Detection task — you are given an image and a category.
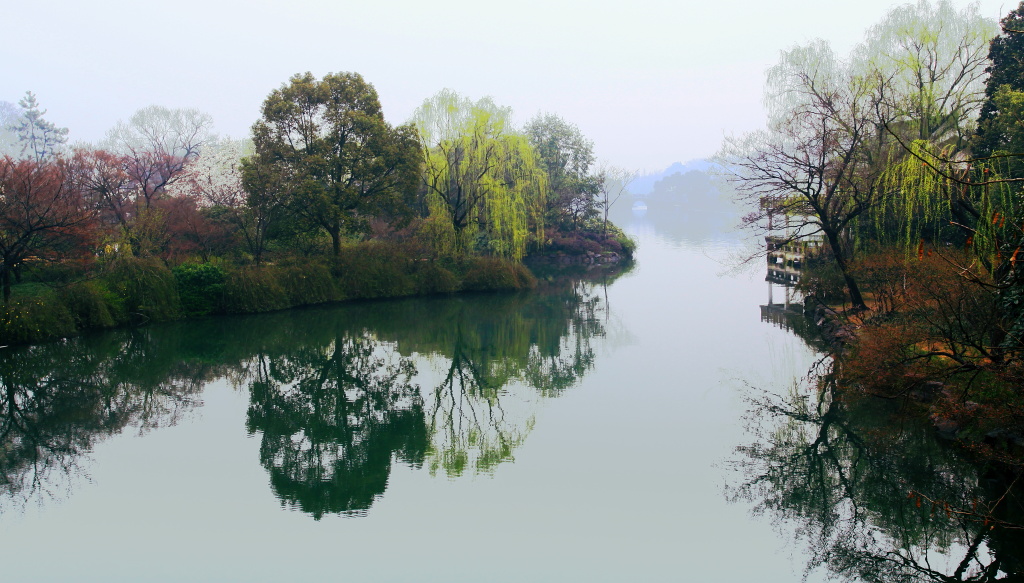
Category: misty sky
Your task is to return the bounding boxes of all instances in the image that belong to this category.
[2,0,1012,172]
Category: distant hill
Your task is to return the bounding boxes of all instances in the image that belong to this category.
[609,158,742,237]
[628,160,719,195]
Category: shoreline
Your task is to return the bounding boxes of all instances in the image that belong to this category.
[0,249,635,348]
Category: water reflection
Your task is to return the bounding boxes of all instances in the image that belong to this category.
[0,330,206,509]
[244,332,426,519]
[731,365,1024,581]
[0,264,627,519]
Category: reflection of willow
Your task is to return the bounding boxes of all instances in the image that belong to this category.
[245,331,426,519]
[0,330,205,509]
[731,365,1024,581]
[426,323,533,477]
[421,280,607,477]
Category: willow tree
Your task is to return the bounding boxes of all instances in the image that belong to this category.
[413,90,546,260]
[854,0,996,150]
[851,1,998,253]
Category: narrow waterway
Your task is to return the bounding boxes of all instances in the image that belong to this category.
[0,216,867,582]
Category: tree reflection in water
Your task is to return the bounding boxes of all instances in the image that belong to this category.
[244,332,427,519]
[0,329,206,510]
[242,276,615,511]
[0,264,628,520]
[417,279,607,477]
[730,363,1024,581]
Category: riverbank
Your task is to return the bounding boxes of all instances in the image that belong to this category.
[0,237,638,347]
[797,287,1024,469]
[0,243,544,346]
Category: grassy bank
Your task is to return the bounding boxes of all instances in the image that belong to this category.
[0,242,537,346]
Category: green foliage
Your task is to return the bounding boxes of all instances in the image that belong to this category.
[333,242,415,299]
[975,2,1024,158]
[795,259,850,305]
[103,257,181,323]
[172,262,227,317]
[977,86,1024,177]
[221,266,289,314]
[414,90,547,260]
[460,258,537,292]
[524,113,599,231]
[0,293,76,344]
[245,71,421,255]
[614,228,637,260]
[877,139,1022,268]
[412,261,459,295]
[58,281,117,329]
[275,261,337,306]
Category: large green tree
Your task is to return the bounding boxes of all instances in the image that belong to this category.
[524,113,598,232]
[244,72,421,256]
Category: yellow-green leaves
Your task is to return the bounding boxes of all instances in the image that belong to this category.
[413,90,547,261]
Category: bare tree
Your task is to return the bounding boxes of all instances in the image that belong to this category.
[104,105,213,208]
[595,164,636,238]
[722,41,892,310]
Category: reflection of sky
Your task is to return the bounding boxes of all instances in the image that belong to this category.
[0,218,829,581]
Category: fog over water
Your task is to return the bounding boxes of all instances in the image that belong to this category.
[2,0,1010,170]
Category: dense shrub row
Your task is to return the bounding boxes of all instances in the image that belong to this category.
[0,242,538,346]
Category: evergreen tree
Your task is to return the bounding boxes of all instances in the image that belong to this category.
[12,91,68,163]
[975,2,1024,160]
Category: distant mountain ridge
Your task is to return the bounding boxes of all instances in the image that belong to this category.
[628,159,718,195]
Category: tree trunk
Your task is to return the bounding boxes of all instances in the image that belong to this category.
[822,227,867,310]
[1,263,10,305]
[330,225,342,257]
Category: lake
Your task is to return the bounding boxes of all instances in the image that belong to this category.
[0,213,1017,582]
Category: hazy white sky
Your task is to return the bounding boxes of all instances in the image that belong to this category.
[2,0,1014,172]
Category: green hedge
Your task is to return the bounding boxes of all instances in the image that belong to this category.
[222,266,289,314]
[0,244,543,346]
[0,293,76,345]
[104,257,181,323]
[173,262,227,317]
[460,258,536,291]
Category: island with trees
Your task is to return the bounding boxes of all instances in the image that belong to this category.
[0,77,634,345]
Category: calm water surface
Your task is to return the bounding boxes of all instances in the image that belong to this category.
[1,216,1011,581]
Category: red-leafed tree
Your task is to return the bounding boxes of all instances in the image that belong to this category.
[158,195,234,261]
[0,156,96,302]
[70,149,133,234]
[94,106,213,256]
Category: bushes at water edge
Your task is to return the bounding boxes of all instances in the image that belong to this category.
[0,243,541,346]
[0,292,76,345]
[460,257,537,291]
[104,257,181,323]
